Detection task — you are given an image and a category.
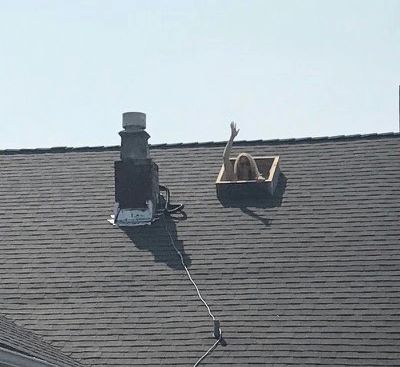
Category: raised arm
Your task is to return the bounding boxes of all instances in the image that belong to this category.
[223,122,239,180]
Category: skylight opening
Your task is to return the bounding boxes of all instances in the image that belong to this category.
[216,156,280,200]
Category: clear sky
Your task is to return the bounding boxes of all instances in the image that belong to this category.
[0,0,399,149]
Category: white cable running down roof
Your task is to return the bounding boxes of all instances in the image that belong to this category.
[193,336,222,367]
[162,216,222,366]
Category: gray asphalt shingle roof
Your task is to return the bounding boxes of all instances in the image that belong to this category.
[0,133,399,366]
[0,313,85,367]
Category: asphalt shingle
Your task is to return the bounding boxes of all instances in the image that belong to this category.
[0,133,399,366]
[0,313,85,366]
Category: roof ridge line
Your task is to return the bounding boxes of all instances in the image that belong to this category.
[0,132,398,154]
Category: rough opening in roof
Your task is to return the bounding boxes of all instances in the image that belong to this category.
[217,122,280,200]
[216,156,280,200]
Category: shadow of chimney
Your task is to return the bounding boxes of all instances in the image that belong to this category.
[121,214,191,270]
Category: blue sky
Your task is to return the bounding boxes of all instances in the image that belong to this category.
[0,0,399,149]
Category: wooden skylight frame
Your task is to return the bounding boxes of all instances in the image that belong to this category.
[216,156,280,199]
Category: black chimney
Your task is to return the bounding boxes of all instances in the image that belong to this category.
[114,112,160,226]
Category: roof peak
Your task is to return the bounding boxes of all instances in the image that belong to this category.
[0,132,398,155]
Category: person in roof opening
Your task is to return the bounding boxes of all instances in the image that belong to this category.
[223,122,265,182]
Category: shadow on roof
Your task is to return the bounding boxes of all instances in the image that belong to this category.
[121,214,191,270]
[219,173,287,210]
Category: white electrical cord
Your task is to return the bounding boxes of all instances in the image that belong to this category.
[193,335,222,367]
[162,216,222,366]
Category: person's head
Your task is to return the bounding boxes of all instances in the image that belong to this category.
[234,153,259,180]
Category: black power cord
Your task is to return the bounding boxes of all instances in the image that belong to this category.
[158,184,184,215]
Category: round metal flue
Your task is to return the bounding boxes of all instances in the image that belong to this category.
[119,112,150,161]
[122,112,146,131]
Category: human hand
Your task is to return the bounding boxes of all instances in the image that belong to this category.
[256,175,266,183]
[230,121,239,139]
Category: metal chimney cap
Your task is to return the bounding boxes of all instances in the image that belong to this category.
[122,112,146,130]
